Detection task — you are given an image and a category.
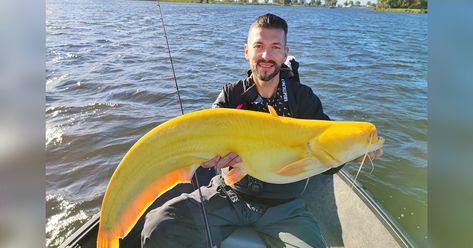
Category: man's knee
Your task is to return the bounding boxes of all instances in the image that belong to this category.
[141,196,207,247]
[141,205,195,247]
[279,231,327,248]
[141,206,175,241]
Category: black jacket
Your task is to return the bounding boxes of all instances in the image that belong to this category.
[213,64,329,121]
[211,60,344,200]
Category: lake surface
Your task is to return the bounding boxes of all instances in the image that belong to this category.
[46,0,427,247]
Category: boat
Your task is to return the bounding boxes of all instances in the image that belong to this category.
[59,169,414,247]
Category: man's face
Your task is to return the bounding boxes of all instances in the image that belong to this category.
[245,27,289,82]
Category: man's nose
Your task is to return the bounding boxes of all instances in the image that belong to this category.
[261,49,272,60]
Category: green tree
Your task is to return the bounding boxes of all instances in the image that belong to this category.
[343,1,349,7]
[325,0,337,6]
[355,0,360,6]
[414,0,427,8]
[389,0,401,8]
[367,0,371,6]
[377,0,427,8]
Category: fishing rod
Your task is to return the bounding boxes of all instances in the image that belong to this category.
[156,2,214,247]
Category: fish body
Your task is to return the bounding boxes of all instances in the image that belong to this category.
[97,107,384,248]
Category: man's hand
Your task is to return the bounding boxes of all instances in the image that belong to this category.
[351,148,383,164]
[201,152,242,169]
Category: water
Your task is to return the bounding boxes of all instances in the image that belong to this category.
[46,0,427,247]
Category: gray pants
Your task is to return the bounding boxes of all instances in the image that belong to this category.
[142,176,327,248]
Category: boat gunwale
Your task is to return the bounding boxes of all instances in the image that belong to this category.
[337,169,415,248]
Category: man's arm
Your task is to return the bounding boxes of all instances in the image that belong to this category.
[203,87,241,170]
[297,86,330,120]
[211,89,228,109]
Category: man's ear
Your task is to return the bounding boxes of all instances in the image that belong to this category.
[284,47,289,61]
[244,43,249,60]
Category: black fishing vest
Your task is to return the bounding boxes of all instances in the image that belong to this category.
[232,77,309,200]
[212,61,340,200]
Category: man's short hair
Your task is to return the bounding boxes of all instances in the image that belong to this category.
[248,13,288,45]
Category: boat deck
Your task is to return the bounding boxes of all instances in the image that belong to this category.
[60,170,414,247]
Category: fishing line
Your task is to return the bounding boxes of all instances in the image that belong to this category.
[156,2,214,247]
[353,132,374,183]
[368,154,375,174]
[338,132,375,205]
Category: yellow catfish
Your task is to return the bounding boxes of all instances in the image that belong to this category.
[97,106,384,248]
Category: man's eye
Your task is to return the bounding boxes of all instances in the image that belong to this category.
[272,46,281,50]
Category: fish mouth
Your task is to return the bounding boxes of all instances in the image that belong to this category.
[371,134,384,146]
[377,136,385,145]
[369,129,384,146]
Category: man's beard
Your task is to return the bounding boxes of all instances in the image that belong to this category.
[251,59,281,82]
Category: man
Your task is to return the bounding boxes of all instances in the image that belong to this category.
[142,13,382,247]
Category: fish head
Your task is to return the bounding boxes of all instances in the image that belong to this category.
[308,122,384,165]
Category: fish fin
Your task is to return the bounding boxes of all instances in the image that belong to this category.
[277,157,318,176]
[308,139,341,166]
[97,164,199,248]
[224,165,247,185]
[268,105,279,117]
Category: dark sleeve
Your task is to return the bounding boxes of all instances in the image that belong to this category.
[322,164,344,175]
[299,86,345,175]
[298,86,330,120]
[211,87,228,109]
[195,86,229,183]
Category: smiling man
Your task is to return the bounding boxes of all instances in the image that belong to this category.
[245,20,288,96]
[142,13,381,248]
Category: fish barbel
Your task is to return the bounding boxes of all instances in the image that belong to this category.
[97,106,384,247]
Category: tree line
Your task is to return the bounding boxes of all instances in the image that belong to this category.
[199,0,427,9]
[377,0,427,9]
[293,0,427,8]
[269,0,427,8]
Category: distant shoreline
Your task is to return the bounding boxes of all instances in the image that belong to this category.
[372,7,427,14]
[156,0,427,14]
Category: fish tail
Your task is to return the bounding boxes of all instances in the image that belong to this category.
[97,164,199,248]
[97,227,119,248]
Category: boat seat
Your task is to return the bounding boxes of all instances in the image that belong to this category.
[220,227,265,248]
